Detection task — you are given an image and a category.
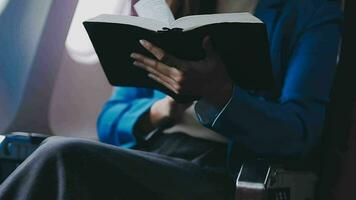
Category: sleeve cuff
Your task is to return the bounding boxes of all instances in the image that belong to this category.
[116,98,158,148]
[194,86,236,127]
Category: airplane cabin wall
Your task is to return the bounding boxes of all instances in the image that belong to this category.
[0,0,56,132]
[48,0,130,139]
[5,0,79,134]
[1,0,130,140]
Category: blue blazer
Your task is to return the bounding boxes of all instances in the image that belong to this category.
[97,0,342,156]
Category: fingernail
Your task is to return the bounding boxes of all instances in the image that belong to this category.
[139,39,146,46]
[133,61,141,67]
[130,53,137,58]
[147,74,154,79]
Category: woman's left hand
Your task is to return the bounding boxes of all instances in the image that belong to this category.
[130,36,234,108]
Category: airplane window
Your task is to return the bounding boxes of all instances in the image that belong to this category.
[65,0,130,64]
[0,0,9,15]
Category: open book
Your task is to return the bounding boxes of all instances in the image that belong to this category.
[87,12,263,33]
[84,13,273,102]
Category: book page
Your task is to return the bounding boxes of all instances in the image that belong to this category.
[134,0,175,27]
[86,14,166,31]
[173,13,263,31]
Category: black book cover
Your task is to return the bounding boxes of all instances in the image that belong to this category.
[84,15,273,102]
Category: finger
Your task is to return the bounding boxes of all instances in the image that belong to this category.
[139,40,181,68]
[133,61,178,87]
[131,53,181,79]
[148,73,178,94]
[161,53,183,70]
[138,39,184,71]
[202,36,215,56]
[131,53,159,69]
[139,40,165,61]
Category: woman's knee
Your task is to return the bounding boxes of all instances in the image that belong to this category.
[36,136,89,158]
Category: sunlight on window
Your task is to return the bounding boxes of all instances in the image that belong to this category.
[0,0,9,15]
[65,0,130,64]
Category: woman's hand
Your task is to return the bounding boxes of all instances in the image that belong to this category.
[136,96,192,133]
[165,0,182,15]
[130,36,234,109]
[150,96,192,127]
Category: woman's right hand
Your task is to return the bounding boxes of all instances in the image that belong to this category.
[136,96,192,133]
[150,96,192,128]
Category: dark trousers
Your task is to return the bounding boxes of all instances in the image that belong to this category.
[0,133,235,200]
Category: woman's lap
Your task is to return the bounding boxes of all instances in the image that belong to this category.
[0,135,234,200]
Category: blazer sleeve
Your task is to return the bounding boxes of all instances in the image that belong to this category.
[195,2,343,155]
[97,87,164,147]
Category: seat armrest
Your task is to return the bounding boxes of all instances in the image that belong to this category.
[0,132,49,183]
[235,160,317,200]
[235,160,271,200]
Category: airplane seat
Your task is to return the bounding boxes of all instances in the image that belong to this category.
[316,0,355,198]
[235,0,354,199]
[329,104,356,199]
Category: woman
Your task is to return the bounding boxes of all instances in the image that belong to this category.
[0,0,342,199]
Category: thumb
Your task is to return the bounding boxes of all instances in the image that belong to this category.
[202,36,214,56]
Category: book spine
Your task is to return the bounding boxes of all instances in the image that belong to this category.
[157,27,183,33]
